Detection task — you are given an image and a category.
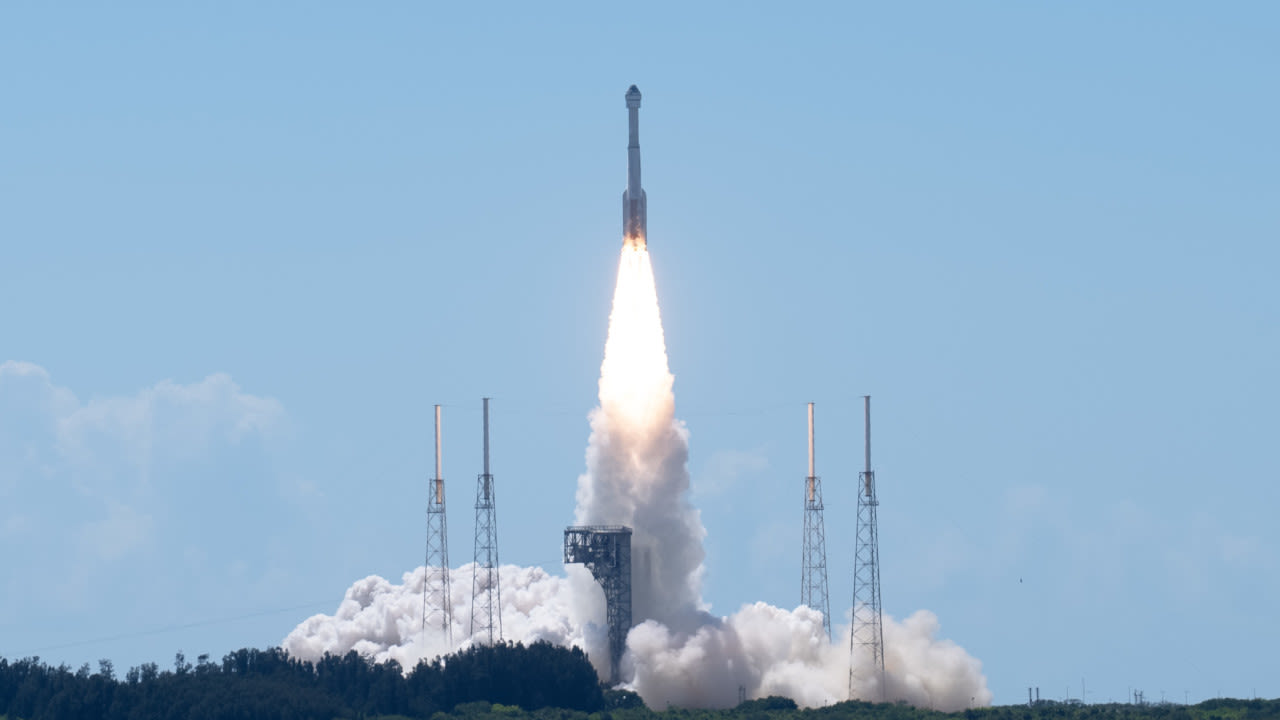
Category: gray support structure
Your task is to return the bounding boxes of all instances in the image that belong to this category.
[563,525,633,684]
[471,398,502,644]
[800,402,832,639]
[849,395,885,700]
[423,404,453,646]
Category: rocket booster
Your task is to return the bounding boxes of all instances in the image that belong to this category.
[623,85,647,250]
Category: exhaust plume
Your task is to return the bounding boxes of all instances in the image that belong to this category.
[575,246,706,630]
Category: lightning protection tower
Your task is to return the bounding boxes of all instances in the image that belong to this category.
[423,404,453,646]
[801,402,832,639]
[563,525,632,684]
[849,395,885,701]
[471,398,502,644]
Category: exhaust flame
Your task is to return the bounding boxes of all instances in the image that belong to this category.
[575,246,705,630]
[598,246,673,430]
[283,244,992,711]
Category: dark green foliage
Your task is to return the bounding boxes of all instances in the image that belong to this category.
[432,641,603,713]
[737,698,798,712]
[605,689,646,710]
[0,641,602,720]
[1,649,1277,720]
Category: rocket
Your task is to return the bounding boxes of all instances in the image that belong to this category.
[623,85,647,250]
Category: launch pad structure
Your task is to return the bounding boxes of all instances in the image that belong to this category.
[471,398,502,644]
[800,402,832,639]
[563,525,633,684]
[423,405,453,646]
[849,395,886,700]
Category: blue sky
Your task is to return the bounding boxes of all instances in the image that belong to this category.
[2,1,1277,706]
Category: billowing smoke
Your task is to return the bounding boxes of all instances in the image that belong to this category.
[626,605,989,710]
[575,248,706,632]
[284,246,992,710]
[284,564,587,671]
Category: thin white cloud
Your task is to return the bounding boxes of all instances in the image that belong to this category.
[3,513,31,537]
[695,447,769,497]
[0,360,285,555]
[78,501,154,561]
[54,371,286,483]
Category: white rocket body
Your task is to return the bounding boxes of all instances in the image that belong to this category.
[623,85,647,249]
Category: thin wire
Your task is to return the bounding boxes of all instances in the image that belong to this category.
[12,602,331,656]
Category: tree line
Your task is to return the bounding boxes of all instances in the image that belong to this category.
[0,640,603,720]
[0,642,1274,720]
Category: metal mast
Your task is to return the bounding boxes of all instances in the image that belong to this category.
[423,404,452,646]
[800,402,832,639]
[850,395,885,700]
[471,398,502,644]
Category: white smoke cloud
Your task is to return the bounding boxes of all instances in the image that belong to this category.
[283,247,992,711]
[283,563,588,670]
[283,567,991,710]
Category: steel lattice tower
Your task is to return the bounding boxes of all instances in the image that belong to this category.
[470,398,502,644]
[564,525,632,684]
[849,395,885,700]
[800,402,832,639]
[422,404,452,646]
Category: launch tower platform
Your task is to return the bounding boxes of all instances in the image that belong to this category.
[563,525,632,684]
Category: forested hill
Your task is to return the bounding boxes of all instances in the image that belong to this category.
[0,641,1274,720]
